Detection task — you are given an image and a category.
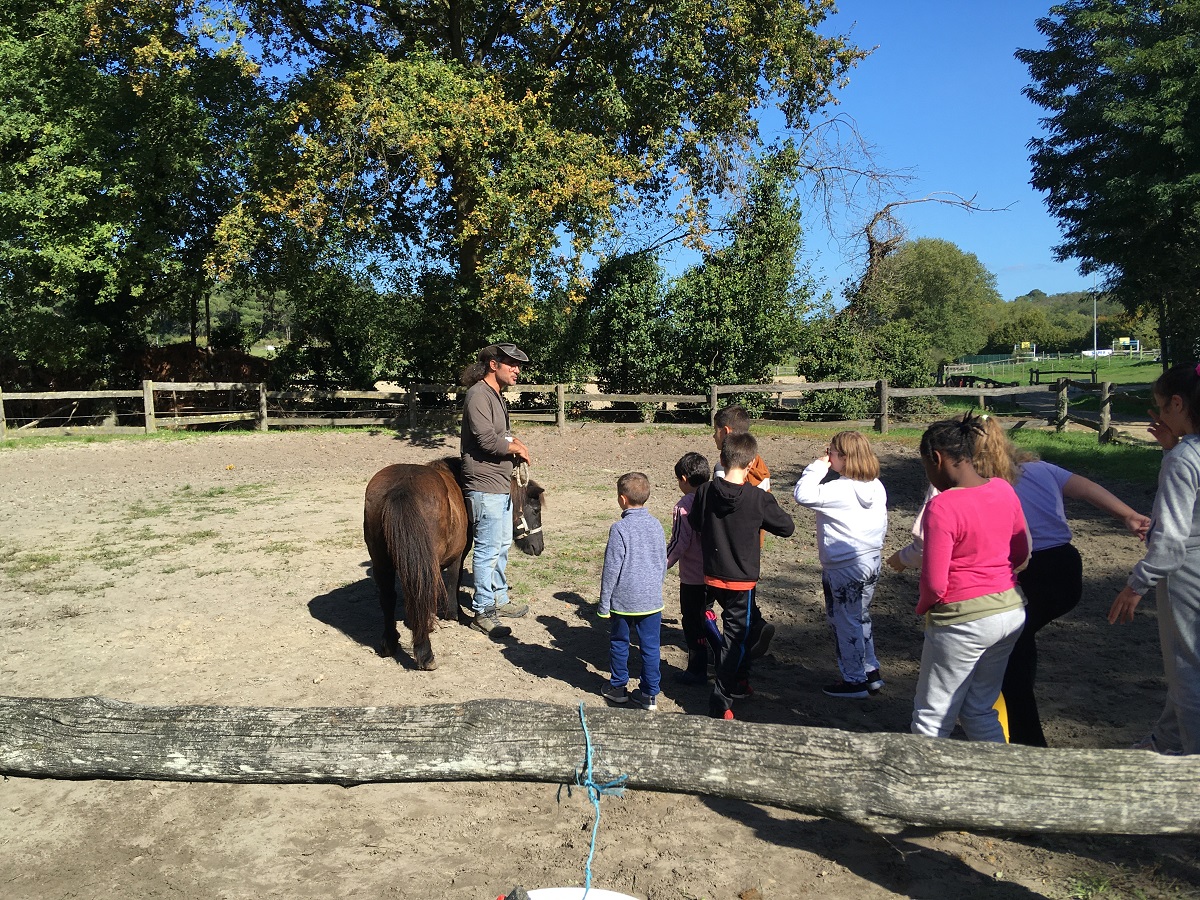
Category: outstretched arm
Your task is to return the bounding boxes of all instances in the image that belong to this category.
[1062,474,1150,539]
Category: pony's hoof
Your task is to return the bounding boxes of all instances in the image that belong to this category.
[415,653,438,671]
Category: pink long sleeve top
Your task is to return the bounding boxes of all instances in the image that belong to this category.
[917,478,1031,615]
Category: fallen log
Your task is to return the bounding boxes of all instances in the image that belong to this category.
[2,695,1197,835]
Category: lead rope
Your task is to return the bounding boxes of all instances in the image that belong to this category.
[563,702,627,898]
[513,460,530,488]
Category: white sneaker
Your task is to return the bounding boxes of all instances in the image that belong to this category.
[1130,733,1182,755]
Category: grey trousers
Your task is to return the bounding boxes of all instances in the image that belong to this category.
[1152,560,1200,754]
[912,606,1026,742]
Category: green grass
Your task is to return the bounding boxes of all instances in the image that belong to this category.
[0,429,204,451]
[957,354,1163,387]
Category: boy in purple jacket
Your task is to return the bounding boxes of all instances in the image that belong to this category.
[666,452,711,684]
[599,472,668,711]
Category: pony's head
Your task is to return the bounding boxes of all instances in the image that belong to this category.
[512,479,545,556]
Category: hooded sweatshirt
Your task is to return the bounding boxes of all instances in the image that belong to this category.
[688,477,795,587]
[792,459,888,568]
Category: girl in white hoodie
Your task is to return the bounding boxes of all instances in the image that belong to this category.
[794,431,889,698]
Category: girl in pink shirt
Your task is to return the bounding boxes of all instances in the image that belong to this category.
[912,416,1030,742]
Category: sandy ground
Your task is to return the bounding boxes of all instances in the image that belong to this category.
[1,423,1198,900]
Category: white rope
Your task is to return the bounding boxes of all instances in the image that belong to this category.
[513,460,530,487]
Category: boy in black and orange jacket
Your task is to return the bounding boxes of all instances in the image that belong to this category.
[689,432,795,719]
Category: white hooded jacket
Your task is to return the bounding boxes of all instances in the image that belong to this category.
[793,459,888,568]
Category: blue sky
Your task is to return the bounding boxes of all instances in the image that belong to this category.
[790,1,1088,302]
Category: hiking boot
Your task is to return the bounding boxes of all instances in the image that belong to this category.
[749,622,776,659]
[629,688,657,711]
[471,609,512,638]
[866,669,885,695]
[823,680,870,699]
[730,680,753,699]
[496,600,529,618]
[602,683,629,704]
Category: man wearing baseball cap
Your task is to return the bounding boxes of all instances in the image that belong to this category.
[459,343,533,637]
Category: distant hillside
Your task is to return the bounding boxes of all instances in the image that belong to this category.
[1009,288,1125,318]
[981,288,1156,354]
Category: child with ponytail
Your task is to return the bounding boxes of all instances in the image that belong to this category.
[911,415,1030,742]
[1110,362,1200,755]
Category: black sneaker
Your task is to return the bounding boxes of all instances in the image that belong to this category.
[730,680,753,699]
[823,680,870,699]
[866,669,885,695]
[471,609,512,638]
[629,688,657,711]
[749,622,776,659]
[601,683,629,704]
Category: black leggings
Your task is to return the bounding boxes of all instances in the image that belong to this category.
[1004,543,1084,747]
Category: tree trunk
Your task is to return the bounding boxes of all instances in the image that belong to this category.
[2,696,1197,835]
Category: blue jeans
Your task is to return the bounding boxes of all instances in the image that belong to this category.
[609,611,662,697]
[467,490,512,614]
[822,555,881,684]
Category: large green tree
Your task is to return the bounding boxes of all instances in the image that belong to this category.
[665,155,812,393]
[851,237,1003,363]
[226,0,863,365]
[1017,0,1200,365]
[0,0,262,386]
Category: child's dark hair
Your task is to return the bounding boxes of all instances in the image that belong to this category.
[617,471,651,505]
[1154,362,1200,431]
[920,413,988,463]
[714,404,751,434]
[720,432,758,471]
[674,451,710,487]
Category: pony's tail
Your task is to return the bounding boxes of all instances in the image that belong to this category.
[381,486,442,648]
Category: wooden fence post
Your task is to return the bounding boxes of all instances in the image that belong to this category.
[257,383,269,432]
[978,392,986,413]
[556,383,565,434]
[408,389,418,429]
[142,380,157,434]
[1100,381,1113,444]
[0,386,6,441]
[876,379,889,434]
[1055,378,1068,433]
[709,385,718,425]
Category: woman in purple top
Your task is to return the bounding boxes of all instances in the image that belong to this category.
[974,417,1150,746]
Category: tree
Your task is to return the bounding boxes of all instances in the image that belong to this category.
[0,1,262,386]
[228,0,864,364]
[587,252,678,395]
[665,155,812,396]
[1017,0,1200,365]
[852,238,1003,363]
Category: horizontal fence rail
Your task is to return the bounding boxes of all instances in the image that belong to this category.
[0,376,1154,443]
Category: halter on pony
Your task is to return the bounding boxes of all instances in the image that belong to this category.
[511,461,542,542]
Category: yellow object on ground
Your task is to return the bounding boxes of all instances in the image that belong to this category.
[994,691,1010,742]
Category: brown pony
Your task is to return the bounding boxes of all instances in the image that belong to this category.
[363,457,545,670]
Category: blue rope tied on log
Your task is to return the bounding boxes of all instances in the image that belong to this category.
[568,701,628,897]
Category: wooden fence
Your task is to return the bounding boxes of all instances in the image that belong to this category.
[0,378,1132,443]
